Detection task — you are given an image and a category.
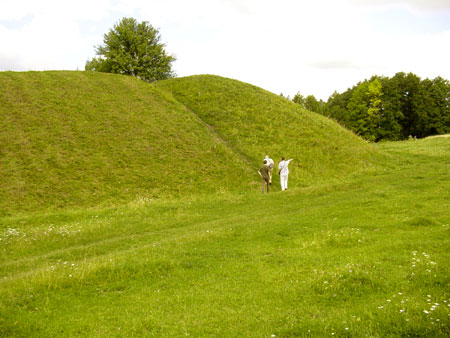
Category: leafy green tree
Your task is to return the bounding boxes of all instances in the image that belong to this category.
[377,76,403,140]
[326,88,354,127]
[86,17,176,82]
[292,92,306,107]
[420,77,450,136]
[293,92,327,115]
[322,72,449,141]
[389,72,422,138]
[304,95,326,115]
[346,79,383,141]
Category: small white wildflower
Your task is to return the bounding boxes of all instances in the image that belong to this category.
[387,299,391,302]
[424,310,429,314]
[345,328,349,330]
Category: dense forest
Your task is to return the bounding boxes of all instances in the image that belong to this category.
[293,72,450,142]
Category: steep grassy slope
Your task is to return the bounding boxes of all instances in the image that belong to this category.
[0,71,251,215]
[156,75,381,185]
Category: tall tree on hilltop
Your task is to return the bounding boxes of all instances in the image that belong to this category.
[85,17,176,82]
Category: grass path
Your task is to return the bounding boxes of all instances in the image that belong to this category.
[178,104,252,165]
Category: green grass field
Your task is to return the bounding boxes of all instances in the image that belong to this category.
[1,72,449,337]
[1,137,449,337]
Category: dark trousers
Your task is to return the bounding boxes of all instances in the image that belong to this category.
[261,177,269,193]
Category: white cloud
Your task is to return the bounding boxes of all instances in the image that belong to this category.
[347,0,450,11]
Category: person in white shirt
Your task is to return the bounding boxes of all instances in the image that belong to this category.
[264,155,274,184]
[278,157,293,191]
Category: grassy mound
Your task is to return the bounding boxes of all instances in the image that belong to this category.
[1,72,379,215]
[156,75,380,185]
[0,71,251,215]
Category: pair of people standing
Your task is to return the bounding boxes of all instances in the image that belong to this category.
[258,155,293,193]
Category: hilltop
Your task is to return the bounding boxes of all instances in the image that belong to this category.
[1,72,379,215]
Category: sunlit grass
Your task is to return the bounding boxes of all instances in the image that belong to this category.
[1,138,449,337]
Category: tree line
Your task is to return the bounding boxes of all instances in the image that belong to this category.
[293,73,450,142]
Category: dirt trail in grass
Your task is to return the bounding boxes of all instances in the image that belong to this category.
[185,106,252,165]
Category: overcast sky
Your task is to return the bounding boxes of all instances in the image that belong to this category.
[1,0,449,100]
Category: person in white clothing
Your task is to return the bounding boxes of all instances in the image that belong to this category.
[278,157,293,191]
[264,155,274,184]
